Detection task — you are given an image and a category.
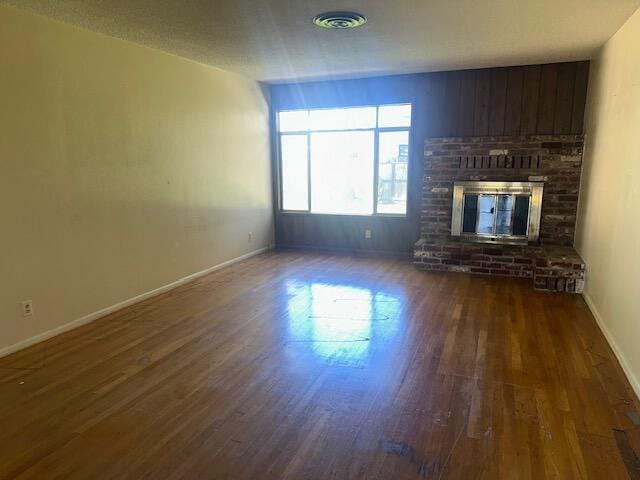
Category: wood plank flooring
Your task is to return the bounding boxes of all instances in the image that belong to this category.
[1,250,639,479]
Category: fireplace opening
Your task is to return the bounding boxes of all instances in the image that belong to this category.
[451,181,543,245]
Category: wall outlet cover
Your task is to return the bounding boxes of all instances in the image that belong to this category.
[21,300,33,317]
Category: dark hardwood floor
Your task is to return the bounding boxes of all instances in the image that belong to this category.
[1,250,639,479]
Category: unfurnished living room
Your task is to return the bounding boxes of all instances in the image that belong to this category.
[2,1,640,478]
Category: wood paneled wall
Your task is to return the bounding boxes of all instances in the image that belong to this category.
[424,62,589,138]
[270,61,589,255]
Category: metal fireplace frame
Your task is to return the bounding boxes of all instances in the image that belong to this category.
[451,181,544,245]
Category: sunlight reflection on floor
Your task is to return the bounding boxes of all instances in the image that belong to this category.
[285,280,403,362]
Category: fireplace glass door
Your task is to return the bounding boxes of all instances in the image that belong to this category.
[452,181,543,244]
[462,194,530,238]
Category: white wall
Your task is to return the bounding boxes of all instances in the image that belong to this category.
[576,6,640,397]
[0,5,273,353]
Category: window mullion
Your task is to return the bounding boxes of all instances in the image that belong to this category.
[306,133,311,213]
[373,107,379,215]
[278,133,283,211]
[373,128,379,215]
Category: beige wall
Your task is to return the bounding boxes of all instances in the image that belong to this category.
[576,6,640,397]
[0,6,273,353]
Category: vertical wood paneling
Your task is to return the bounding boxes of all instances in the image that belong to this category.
[520,65,541,134]
[458,70,476,136]
[292,217,304,245]
[425,74,446,137]
[537,63,559,134]
[442,71,461,137]
[302,215,314,245]
[504,68,524,135]
[270,61,589,254]
[554,62,576,134]
[571,61,590,134]
[473,70,491,136]
[489,69,508,135]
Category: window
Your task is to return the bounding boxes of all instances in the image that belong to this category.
[278,104,411,215]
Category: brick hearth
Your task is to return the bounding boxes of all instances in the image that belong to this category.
[414,239,585,293]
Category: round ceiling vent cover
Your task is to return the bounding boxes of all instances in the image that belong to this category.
[313,11,367,29]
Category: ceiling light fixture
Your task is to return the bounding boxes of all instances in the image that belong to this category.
[312,11,367,29]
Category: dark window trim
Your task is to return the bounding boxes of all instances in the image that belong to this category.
[276,103,413,218]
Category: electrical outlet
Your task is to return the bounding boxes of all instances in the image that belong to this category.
[248,232,253,242]
[364,229,372,239]
[21,300,33,317]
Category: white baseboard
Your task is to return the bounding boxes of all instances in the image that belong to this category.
[582,292,640,401]
[0,245,274,359]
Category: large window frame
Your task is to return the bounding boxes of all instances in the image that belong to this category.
[276,103,412,217]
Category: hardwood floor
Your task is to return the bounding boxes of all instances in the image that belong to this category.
[1,250,639,479]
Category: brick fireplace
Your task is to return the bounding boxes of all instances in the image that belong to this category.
[414,135,586,293]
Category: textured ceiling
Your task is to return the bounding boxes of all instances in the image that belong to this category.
[4,0,640,82]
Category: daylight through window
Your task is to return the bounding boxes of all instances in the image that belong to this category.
[278,104,411,215]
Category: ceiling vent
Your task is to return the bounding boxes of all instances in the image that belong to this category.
[312,11,367,29]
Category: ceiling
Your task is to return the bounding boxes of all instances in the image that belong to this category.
[5,0,640,82]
